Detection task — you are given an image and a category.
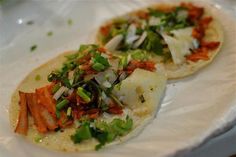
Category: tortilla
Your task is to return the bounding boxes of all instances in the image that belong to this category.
[9,51,166,152]
[96,2,224,79]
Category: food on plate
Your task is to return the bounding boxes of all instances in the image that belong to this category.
[96,2,223,79]
[10,44,166,151]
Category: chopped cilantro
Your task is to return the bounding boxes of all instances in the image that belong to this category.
[71,123,92,143]
[71,116,133,150]
[47,31,53,36]
[56,99,69,110]
[92,62,105,71]
[77,87,91,103]
[52,84,61,94]
[141,30,163,55]
[68,19,73,26]
[30,45,37,52]
[91,53,110,71]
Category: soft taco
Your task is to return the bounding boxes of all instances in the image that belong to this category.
[10,44,166,152]
[96,2,223,79]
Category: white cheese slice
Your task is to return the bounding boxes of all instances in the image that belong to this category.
[113,69,166,116]
[161,27,195,65]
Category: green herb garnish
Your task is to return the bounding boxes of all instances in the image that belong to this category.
[91,53,110,71]
[71,116,133,150]
[56,99,69,110]
[71,123,92,143]
[26,20,34,25]
[77,87,91,103]
[30,45,37,52]
[52,84,61,94]
[66,107,72,117]
[68,19,73,26]
[47,31,53,36]
[141,30,163,55]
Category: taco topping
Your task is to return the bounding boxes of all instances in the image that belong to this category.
[14,44,156,150]
[99,2,220,64]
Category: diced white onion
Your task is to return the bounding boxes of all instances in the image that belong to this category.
[94,69,118,88]
[68,89,74,95]
[102,80,112,88]
[177,10,188,20]
[109,58,120,71]
[119,72,127,81]
[105,34,123,51]
[53,86,68,100]
[68,70,74,85]
[132,31,147,48]
[149,17,161,26]
[101,91,112,104]
[126,24,136,43]
[193,39,200,49]
[126,35,140,45]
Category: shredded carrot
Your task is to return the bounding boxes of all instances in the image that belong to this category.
[181,2,203,22]
[66,91,77,104]
[100,25,111,36]
[107,101,123,115]
[192,16,213,41]
[57,111,73,128]
[201,41,220,50]
[98,47,107,53]
[125,60,156,74]
[26,93,47,133]
[77,54,91,65]
[36,84,56,117]
[73,107,86,119]
[15,91,28,135]
[39,105,58,131]
[136,11,149,19]
[86,108,100,119]
[199,17,213,29]
[108,106,123,115]
[186,47,209,62]
[192,27,204,41]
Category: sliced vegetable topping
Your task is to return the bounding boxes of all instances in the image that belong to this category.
[15,92,28,135]
[15,44,156,150]
[71,116,133,150]
[77,87,91,103]
[99,3,220,64]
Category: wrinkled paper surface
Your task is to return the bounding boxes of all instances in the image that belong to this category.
[0,0,235,157]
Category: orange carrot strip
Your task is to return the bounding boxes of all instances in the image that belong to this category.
[15,91,28,135]
[125,60,156,74]
[26,93,47,133]
[57,111,74,128]
[181,2,203,21]
[36,84,56,116]
[201,41,220,50]
[186,50,209,62]
[136,11,149,19]
[39,105,58,131]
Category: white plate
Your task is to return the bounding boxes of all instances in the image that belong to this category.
[0,0,236,157]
